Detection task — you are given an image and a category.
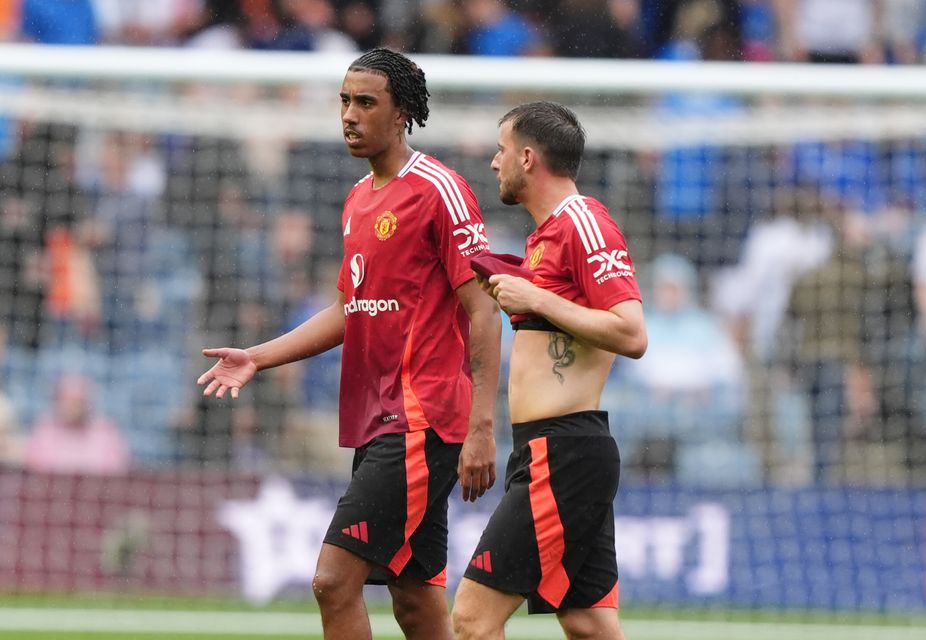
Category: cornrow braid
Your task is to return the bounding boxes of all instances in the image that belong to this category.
[349,47,430,134]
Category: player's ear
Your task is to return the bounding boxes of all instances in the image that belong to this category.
[522,145,538,172]
[395,109,408,132]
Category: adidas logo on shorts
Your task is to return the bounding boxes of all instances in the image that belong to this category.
[342,521,369,543]
[469,550,492,573]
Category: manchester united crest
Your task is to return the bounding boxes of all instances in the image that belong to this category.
[528,242,545,269]
[374,211,398,241]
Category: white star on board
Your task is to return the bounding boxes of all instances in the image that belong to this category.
[218,476,334,604]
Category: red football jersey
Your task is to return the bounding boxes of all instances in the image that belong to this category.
[336,152,489,448]
[510,194,641,325]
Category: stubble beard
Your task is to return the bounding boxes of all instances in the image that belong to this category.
[499,172,525,206]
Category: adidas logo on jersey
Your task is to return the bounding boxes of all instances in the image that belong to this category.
[342,521,369,543]
[470,550,492,573]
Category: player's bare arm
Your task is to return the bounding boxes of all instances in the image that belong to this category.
[198,291,346,400]
[455,278,501,502]
[487,273,646,358]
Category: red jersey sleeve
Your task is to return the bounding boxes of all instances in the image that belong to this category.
[563,201,641,310]
[432,174,489,289]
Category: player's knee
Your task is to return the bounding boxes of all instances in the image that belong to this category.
[559,609,622,640]
[391,592,413,623]
[560,617,596,640]
[450,605,476,639]
[312,570,350,610]
[391,591,424,633]
[451,599,498,640]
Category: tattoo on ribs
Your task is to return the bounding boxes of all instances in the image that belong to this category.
[547,333,576,384]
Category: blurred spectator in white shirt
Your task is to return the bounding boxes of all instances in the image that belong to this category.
[92,0,200,46]
[711,185,833,482]
[774,0,882,63]
[712,186,832,363]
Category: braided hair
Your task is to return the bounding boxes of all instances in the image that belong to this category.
[349,48,430,134]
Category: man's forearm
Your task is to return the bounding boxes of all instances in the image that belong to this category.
[247,301,345,371]
[533,289,646,358]
[466,305,501,431]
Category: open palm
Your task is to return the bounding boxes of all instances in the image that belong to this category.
[197,348,258,399]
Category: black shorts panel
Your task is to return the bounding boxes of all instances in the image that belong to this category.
[463,411,620,613]
[324,428,461,585]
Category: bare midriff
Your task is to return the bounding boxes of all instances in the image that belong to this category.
[507,329,615,424]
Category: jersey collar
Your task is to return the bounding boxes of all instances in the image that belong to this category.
[397,151,423,177]
[552,194,584,218]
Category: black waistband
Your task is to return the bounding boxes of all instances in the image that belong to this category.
[511,316,561,332]
[511,410,609,449]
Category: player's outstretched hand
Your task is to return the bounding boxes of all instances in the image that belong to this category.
[197,348,257,400]
[458,426,496,502]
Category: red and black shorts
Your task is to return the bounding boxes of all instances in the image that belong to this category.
[463,410,620,613]
[324,428,462,586]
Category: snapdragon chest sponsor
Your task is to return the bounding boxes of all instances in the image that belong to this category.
[343,296,400,317]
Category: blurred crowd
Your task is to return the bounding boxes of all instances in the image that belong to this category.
[4,118,922,489]
[0,123,350,476]
[1,1,926,488]
[0,0,926,64]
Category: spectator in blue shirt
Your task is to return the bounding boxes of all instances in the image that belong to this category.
[460,0,549,56]
[20,0,98,46]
